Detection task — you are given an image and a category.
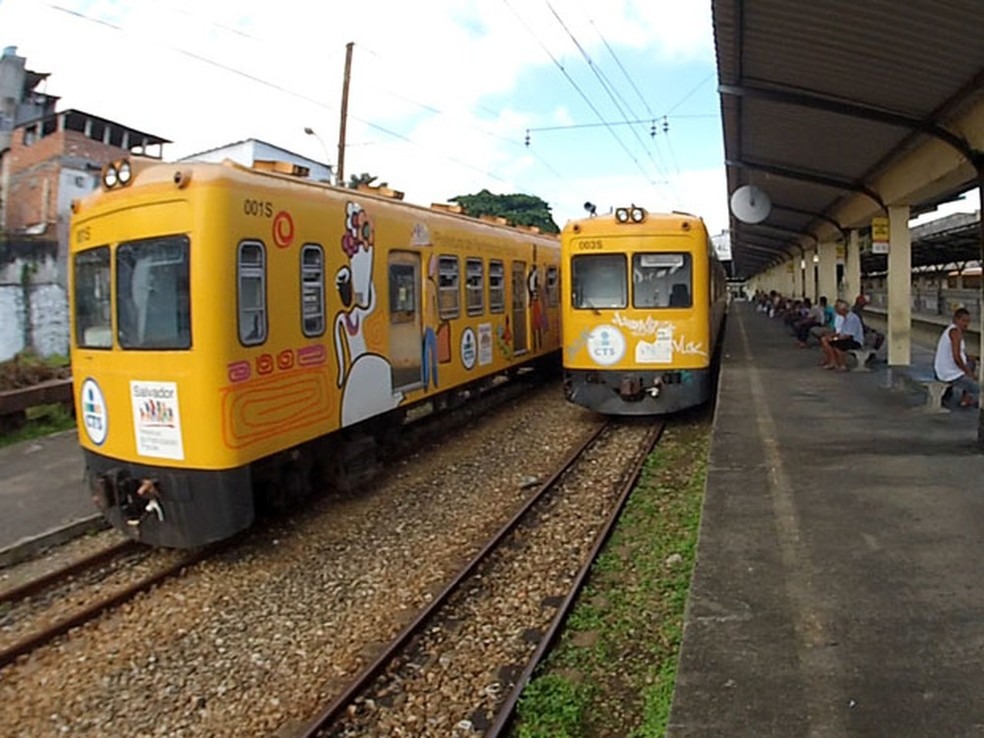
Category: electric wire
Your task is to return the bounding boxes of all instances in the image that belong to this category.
[45,3,510,184]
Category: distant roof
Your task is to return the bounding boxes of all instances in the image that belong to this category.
[17,108,170,145]
[862,211,982,274]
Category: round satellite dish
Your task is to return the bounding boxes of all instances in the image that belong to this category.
[730,185,772,224]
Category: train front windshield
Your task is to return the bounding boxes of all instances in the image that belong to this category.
[74,234,192,351]
[572,252,692,310]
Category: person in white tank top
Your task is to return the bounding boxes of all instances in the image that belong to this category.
[934,307,979,408]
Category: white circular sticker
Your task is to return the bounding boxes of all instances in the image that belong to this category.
[460,327,477,370]
[80,378,108,446]
[586,325,626,366]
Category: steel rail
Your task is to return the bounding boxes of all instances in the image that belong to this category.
[0,539,142,607]
[485,419,666,737]
[0,543,221,670]
[297,420,610,738]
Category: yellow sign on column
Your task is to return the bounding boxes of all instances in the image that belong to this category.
[871,216,889,254]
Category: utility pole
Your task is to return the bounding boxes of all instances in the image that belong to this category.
[336,42,354,188]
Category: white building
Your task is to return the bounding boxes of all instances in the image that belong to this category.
[180,138,333,183]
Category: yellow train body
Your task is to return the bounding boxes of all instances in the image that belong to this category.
[70,159,560,546]
[560,208,726,414]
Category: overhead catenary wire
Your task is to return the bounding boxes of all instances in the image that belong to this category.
[45,2,511,184]
[542,0,676,201]
[500,0,665,194]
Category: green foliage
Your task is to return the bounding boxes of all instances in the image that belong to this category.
[346,172,388,189]
[0,404,76,448]
[450,189,560,234]
[516,673,592,738]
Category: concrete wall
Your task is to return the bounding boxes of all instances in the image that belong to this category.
[0,239,68,361]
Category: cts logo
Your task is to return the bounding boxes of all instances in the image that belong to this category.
[80,378,108,445]
[586,325,626,366]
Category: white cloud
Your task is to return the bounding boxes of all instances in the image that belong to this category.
[2,0,721,228]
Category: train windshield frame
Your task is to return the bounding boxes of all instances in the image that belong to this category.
[116,234,192,350]
[632,252,692,309]
[572,253,627,310]
[74,245,113,349]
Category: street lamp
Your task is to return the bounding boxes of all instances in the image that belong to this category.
[303,127,334,182]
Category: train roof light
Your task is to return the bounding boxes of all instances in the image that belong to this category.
[615,208,630,223]
[102,163,118,190]
[117,159,132,186]
[630,207,646,223]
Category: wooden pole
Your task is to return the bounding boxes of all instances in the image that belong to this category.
[336,42,354,188]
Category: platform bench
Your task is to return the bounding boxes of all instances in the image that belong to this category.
[847,348,876,372]
[909,373,950,412]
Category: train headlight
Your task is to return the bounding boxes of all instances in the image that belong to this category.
[630,207,646,223]
[117,159,132,186]
[102,163,119,189]
[615,208,630,223]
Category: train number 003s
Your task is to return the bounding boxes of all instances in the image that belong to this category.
[243,199,273,217]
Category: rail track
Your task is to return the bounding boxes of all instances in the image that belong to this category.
[297,417,664,737]
[0,539,221,670]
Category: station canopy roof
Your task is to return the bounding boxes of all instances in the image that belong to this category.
[713,0,984,278]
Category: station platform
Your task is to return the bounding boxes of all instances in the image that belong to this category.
[668,302,984,737]
[0,429,98,562]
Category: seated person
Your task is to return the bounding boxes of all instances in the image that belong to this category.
[794,297,825,346]
[808,296,836,344]
[934,307,979,408]
[819,299,864,371]
[852,294,885,350]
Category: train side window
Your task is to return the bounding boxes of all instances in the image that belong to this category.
[546,265,559,307]
[117,235,192,350]
[238,240,267,346]
[74,245,112,349]
[438,255,460,320]
[389,262,417,322]
[489,259,505,313]
[633,253,692,308]
[300,244,325,337]
[466,258,484,316]
[571,253,627,310]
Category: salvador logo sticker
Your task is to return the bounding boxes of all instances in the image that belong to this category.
[130,380,185,461]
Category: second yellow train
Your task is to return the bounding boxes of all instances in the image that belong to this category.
[560,206,727,414]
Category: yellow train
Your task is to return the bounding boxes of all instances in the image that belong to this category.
[70,158,560,547]
[560,206,727,414]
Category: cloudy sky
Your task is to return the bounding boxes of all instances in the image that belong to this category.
[1,0,732,234]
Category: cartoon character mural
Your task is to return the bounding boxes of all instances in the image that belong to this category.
[333,202,404,427]
[528,265,549,351]
[421,253,440,390]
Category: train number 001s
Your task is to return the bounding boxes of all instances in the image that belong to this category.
[243,199,273,217]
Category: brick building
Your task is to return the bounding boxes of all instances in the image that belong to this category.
[2,109,168,235]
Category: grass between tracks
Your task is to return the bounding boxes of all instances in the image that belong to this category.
[512,413,710,738]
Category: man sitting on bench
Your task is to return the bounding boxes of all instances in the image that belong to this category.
[820,299,865,372]
[934,307,979,408]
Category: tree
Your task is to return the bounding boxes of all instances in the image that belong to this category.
[347,172,388,190]
[449,189,560,234]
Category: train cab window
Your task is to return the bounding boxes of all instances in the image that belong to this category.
[238,241,267,346]
[301,244,325,337]
[74,246,112,349]
[117,235,191,350]
[546,265,560,307]
[572,253,627,310]
[489,260,505,313]
[466,258,484,316]
[632,253,692,309]
[438,255,460,320]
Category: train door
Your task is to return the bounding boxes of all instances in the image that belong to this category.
[511,260,528,354]
[387,252,423,391]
